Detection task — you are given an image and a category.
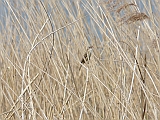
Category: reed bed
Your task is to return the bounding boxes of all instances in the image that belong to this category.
[0,0,160,119]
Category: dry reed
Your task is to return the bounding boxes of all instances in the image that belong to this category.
[0,0,160,120]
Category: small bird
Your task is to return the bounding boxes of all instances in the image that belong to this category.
[79,46,93,70]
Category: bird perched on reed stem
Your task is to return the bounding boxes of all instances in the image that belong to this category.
[79,46,93,70]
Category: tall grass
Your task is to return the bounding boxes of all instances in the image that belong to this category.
[0,0,160,119]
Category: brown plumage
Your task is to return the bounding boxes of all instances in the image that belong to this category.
[79,46,93,70]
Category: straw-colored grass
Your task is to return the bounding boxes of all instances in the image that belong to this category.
[0,0,160,120]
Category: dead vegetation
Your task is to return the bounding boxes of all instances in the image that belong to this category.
[0,0,160,120]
